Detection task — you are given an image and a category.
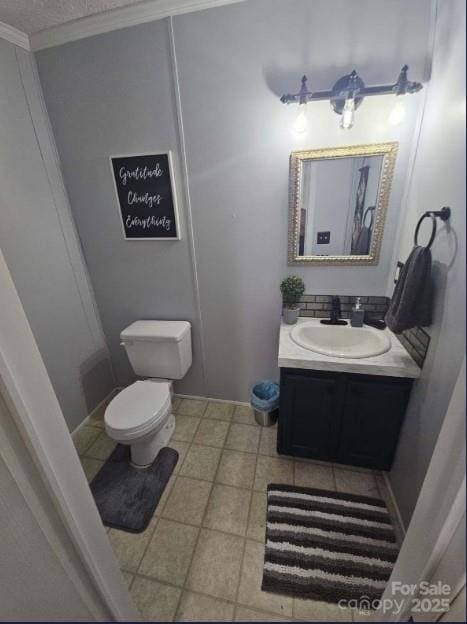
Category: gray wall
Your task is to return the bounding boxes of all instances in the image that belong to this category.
[167,0,430,400]
[307,158,353,256]
[36,19,205,397]
[0,40,114,431]
[388,0,466,525]
[36,0,432,401]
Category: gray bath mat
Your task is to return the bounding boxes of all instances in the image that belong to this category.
[262,483,399,604]
[90,445,178,533]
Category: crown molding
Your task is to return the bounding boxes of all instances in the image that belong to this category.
[0,20,30,50]
[29,0,246,51]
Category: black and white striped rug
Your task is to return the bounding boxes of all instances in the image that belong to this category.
[262,483,399,604]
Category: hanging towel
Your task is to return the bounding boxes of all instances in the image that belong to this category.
[385,245,433,333]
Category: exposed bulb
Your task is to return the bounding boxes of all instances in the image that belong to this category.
[340,98,355,129]
[293,105,308,133]
[388,101,406,126]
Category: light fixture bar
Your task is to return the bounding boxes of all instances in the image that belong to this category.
[280,65,423,107]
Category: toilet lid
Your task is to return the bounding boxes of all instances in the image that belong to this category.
[104,380,171,436]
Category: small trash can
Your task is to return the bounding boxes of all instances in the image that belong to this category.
[250,380,280,427]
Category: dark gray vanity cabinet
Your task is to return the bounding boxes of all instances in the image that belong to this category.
[277,368,413,470]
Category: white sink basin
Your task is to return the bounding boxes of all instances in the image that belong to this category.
[290,323,391,359]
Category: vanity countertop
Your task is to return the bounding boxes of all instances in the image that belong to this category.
[278,318,421,378]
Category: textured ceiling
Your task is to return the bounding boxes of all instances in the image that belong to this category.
[0,0,146,34]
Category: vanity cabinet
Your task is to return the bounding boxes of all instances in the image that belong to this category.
[278,367,413,470]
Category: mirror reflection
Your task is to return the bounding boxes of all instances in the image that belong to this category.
[289,143,398,266]
[298,155,384,257]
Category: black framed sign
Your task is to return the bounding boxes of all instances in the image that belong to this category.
[110,151,180,240]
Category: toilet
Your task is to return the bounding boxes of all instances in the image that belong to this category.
[104,320,192,467]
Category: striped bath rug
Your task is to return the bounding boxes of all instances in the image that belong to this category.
[262,483,399,604]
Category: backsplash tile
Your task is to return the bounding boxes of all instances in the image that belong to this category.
[298,294,389,320]
[395,327,430,368]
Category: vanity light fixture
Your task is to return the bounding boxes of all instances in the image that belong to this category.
[281,65,422,130]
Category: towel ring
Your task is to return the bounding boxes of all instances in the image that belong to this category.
[414,206,451,249]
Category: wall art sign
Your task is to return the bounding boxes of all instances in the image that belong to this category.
[110,151,180,240]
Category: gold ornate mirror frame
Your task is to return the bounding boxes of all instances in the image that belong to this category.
[288,142,398,266]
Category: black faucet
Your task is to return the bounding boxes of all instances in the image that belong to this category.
[320,296,348,326]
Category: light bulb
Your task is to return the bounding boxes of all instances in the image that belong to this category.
[293,105,309,133]
[388,101,406,126]
[340,98,355,129]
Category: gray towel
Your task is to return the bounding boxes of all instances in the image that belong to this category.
[385,246,433,334]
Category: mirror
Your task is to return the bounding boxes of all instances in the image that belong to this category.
[288,143,398,265]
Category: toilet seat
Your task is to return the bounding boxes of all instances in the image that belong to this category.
[104,380,171,442]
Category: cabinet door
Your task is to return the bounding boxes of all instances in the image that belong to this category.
[337,376,411,470]
[278,370,343,461]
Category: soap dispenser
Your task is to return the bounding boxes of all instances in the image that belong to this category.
[351,297,365,327]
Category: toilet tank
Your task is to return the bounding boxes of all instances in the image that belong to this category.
[120,320,192,379]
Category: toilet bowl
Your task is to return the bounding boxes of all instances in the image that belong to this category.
[105,380,175,467]
[104,320,192,467]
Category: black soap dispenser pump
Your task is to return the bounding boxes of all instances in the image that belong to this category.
[351,297,365,328]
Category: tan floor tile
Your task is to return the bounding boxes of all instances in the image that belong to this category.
[162,476,212,525]
[294,461,334,490]
[334,467,379,497]
[226,423,260,453]
[294,455,337,468]
[233,405,258,426]
[203,484,251,536]
[80,457,104,482]
[72,425,101,455]
[332,460,376,474]
[258,426,279,457]
[130,576,181,622]
[138,518,198,585]
[203,401,235,421]
[235,606,290,621]
[172,415,200,442]
[177,398,207,417]
[85,431,116,461]
[176,591,235,622]
[194,418,230,448]
[172,396,182,412]
[216,450,257,489]
[121,571,134,588]
[107,516,158,573]
[179,444,221,481]
[238,540,293,617]
[154,474,176,516]
[167,439,190,474]
[246,491,267,542]
[185,529,244,601]
[254,455,294,492]
[293,598,353,621]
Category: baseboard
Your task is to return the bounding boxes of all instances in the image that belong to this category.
[174,392,250,408]
[383,471,407,536]
[72,388,251,436]
[71,388,119,435]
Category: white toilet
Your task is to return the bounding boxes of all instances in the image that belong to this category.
[104,320,192,467]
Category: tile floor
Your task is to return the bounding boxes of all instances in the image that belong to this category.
[74,395,403,622]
